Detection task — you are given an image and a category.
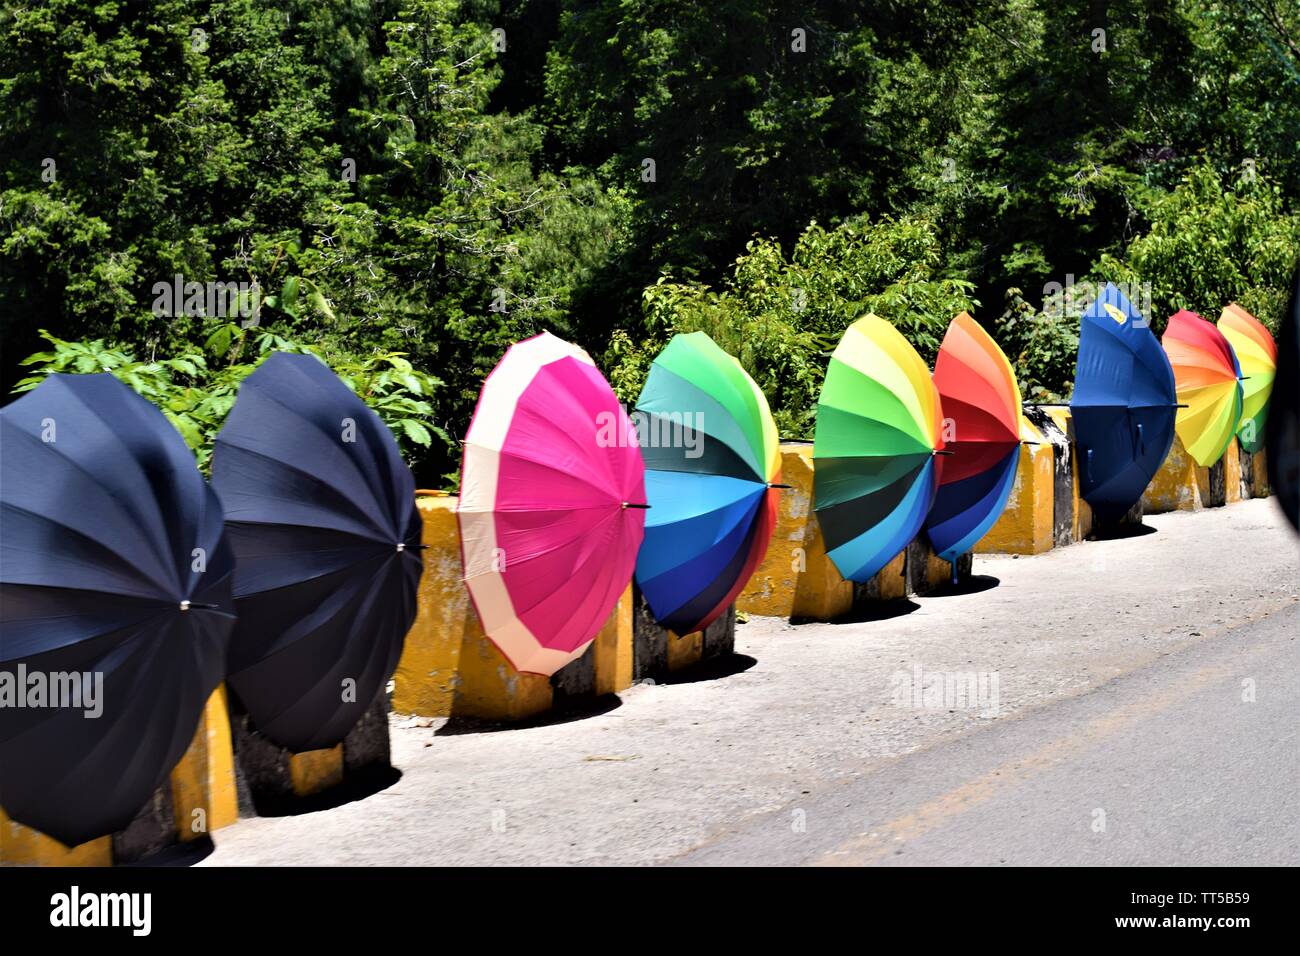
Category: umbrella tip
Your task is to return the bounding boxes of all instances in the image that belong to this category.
[179,600,191,612]
[622,502,651,509]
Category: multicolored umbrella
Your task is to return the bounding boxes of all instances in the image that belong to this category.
[813,315,944,582]
[1163,309,1244,468]
[211,353,423,752]
[633,332,781,634]
[925,312,1022,568]
[1218,304,1276,454]
[1,374,234,846]
[1070,283,1178,521]
[458,332,646,676]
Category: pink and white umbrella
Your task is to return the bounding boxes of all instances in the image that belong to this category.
[458,332,646,675]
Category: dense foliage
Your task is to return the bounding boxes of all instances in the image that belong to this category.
[3,1,1297,484]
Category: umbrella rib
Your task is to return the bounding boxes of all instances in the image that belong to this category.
[0,502,175,598]
[52,380,182,587]
[462,442,632,504]
[215,442,392,541]
[2,427,179,594]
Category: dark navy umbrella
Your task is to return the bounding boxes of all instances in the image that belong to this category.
[1268,265,1299,531]
[1069,283,1178,521]
[0,374,234,846]
[211,353,422,752]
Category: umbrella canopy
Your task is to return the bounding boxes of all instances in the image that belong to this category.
[633,332,781,634]
[0,374,234,846]
[1069,283,1178,521]
[813,315,944,582]
[211,353,422,752]
[925,312,1022,563]
[458,332,646,676]
[1163,309,1244,467]
[1217,304,1276,454]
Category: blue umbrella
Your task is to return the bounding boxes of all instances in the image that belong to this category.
[211,353,423,752]
[1069,284,1178,521]
[0,374,234,845]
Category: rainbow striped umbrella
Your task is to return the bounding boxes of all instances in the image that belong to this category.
[925,312,1022,567]
[1163,309,1244,467]
[633,332,781,634]
[458,332,646,676]
[1217,304,1276,454]
[813,315,944,582]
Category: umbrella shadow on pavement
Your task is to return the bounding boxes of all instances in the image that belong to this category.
[1090,523,1158,542]
[251,766,404,818]
[828,599,921,624]
[918,574,1001,598]
[657,653,758,685]
[119,835,217,868]
[434,695,625,736]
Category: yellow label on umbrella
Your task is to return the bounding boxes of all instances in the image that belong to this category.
[1104,303,1127,325]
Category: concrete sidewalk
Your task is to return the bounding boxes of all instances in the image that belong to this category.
[202,498,1299,866]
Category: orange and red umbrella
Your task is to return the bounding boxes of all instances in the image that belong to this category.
[925,313,1022,565]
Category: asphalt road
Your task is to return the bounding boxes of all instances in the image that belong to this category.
[203,498,1298,866]
[677,602,1299,866]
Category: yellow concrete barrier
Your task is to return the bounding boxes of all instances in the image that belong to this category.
[1149,431,1227,512]
[1,684,238,865]
[393,495,632,721]
[1224,438,1244,504]
[170,684,239,842]
[1250,448,1270,497]
[593,585,634,694]
[289,746,345,797]
[0,809,112,867]
[736,443,853,621]
[666,632,704,672]
[975,416,1054,555]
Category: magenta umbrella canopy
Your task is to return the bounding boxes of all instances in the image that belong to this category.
[457,332,646,676]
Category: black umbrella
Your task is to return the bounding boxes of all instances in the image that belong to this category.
[1268,264,1299,531]
[0,374,234,846]
[211,353,423,752]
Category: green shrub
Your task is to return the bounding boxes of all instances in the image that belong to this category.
[15,327,446,472]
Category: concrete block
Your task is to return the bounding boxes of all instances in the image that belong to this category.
[736,442,853,621]
[975,416,1054,554]
[592,585,634,695]
[288,747,344,798]
[550,645,596,705]
[394,494,629,720]
[393,495,469,716]
[110,786,176,865]
[1198,457,1227,508]
[631,586,669,681]
[700,606,737,661]
[1250,448,1271,498]
[170,684,238,842]
[3,683,238,865]
[342,690,391,778]
[1223,438,1244,504]
[1143,433,1205,514]
[0,808,111,866]
[904,538,930,595]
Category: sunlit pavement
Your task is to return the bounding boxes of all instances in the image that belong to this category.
[203,498,1299,866]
